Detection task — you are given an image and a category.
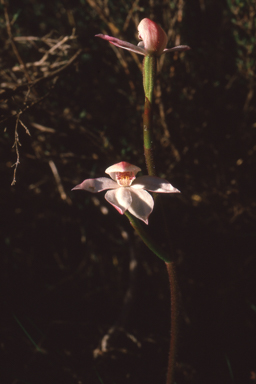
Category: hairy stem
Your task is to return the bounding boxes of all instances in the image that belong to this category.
[166,262,179,384]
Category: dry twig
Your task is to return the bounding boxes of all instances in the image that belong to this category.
[0,48,82,101]
[48,160,72,205]
[1,0,33,84]
[11,112,31,186]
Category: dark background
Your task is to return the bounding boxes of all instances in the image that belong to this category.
[1,0,256,383]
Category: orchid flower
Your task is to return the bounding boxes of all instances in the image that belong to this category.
[96,18,190,57]
[72,161,180,224]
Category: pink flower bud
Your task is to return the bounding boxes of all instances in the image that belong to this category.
[138,18,168,56]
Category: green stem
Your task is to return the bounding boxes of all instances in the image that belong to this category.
[165,262,179,384]
[124,211,171,263]
[143,55,157,176]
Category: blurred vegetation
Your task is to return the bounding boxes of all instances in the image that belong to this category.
[1,0,256,383]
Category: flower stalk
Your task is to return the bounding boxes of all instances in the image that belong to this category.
[125,211,171,263]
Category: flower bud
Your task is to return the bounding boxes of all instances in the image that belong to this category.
[138,18,168,56]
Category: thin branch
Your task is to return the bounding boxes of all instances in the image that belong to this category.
[19,119,31,136]
[10,113,32,185]
[0,88,53,124]
[34,32,76,66]
[86,0,120,35]
[122,0,140,32]
[13,36,42,42]
[0,48,82,101]
[13,30,77,73]
[48,160,72,205]
[30,122,56,133]
[11,112,22,186]
[1,0,32,84]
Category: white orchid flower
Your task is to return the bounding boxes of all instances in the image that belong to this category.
[72,161,180,224]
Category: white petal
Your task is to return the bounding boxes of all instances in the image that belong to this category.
[163,45,191,54]
[105,161,141,181]
[72,177,118,193]
[105,187,132,214]
[128,189,154,224]
[131,175,180,193]
[96,34,146,55]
